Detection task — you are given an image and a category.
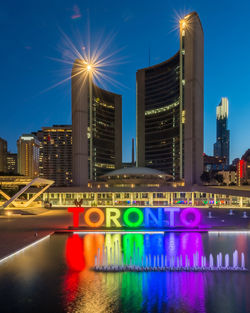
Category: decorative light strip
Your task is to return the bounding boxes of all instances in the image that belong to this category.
[0,234,51,265]
[208,231,250,235]
[73,231,165,234]
[145,101,179,116]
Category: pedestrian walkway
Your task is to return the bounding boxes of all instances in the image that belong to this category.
[0,209,70,260]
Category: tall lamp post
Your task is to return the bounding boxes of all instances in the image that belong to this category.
[87,64,93,181]
[179,19,186,181]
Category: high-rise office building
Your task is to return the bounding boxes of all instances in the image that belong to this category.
[34,125,72,186]
[136,12,204,185]
[72,60,122,186]
[237,149,250,185]
[6,153,17,174]
[0,137,7,173]
[214,97,230,165]
[17,134,40,177]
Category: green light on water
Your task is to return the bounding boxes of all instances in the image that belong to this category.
[123,234,144,265]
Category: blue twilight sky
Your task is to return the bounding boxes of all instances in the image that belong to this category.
[0,0,250,162]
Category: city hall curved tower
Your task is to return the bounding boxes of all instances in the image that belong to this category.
[136,12,204,185]
[72,60,122,186]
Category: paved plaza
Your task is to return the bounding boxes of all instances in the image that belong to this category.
[0,209,70,260]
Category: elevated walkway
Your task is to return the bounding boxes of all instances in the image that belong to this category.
[0,177,54,209]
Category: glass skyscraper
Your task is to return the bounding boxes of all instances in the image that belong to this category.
[214,98,230,165]
[34,125,72,187]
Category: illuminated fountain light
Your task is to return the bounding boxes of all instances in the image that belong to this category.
[209,254,214,269]
[233,250,238,268]
[201,256,207,268]
[225,254,229,268]
[241,252,246,269]
[242,211,248,218]
[208,211,213,219]
[93,246,247,272]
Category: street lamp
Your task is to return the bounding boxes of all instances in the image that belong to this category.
[180,19,187,29]
[87,63,93,181]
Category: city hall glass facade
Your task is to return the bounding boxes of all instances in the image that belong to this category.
[137,12,204,185]
[144,53,181,179]
[90,87,118,180]
[71,60,122,186]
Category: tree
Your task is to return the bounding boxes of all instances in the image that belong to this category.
[214,174,224,184]
[200,171,210,184]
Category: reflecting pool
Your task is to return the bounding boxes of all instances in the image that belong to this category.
[0,232,249,313]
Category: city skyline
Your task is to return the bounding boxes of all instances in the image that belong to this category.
[1,3,250,313]
[1,1,250,162]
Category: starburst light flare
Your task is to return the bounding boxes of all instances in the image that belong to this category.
[44,27,128,94]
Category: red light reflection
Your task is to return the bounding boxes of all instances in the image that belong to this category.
[65,234,85,271]
[63,234,105,309]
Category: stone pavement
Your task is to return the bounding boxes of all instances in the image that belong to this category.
[0,209,71,260]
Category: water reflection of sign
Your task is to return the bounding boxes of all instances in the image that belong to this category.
[68,207,202,229]
[64,232,206,312]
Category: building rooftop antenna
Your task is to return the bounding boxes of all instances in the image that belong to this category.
[148,45,151,67]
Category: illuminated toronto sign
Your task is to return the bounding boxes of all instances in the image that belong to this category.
[68,207,202,229]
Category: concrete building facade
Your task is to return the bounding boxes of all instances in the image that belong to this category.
[6,153,17,174]
[136,12,204,186]
[17,134,40,177]
[0,137,7,173]
[34,125,72,186]
[71,60,122,186]
[218,170,237,186]
[203,154,227,172]
[237,149,250,185]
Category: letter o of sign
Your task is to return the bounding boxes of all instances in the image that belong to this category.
[84,208,105,227]
[123,207,144,227]
[180,208,201,228]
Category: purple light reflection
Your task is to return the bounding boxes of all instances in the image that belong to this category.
[180,232,204,267]
[179,272,206,313]
[164,233,179,258]
[179,233,206,312]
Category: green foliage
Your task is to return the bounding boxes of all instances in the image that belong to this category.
[200,171,210,183]
[214,174,224,184]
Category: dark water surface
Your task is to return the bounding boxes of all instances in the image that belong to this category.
[0,232,249,313]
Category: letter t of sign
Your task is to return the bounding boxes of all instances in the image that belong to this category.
[164,208,180,227]
[68,207,85,228]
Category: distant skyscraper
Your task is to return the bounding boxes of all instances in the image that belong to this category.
[6,153,17,174]
[136,12,204,185]
[72,60,122,186]
[0,137,7,173]
[17,134,40,177]
[214,98,230,165]
[34,125,72,186]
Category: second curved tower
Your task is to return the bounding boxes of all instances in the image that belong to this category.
[136,12,204,185]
